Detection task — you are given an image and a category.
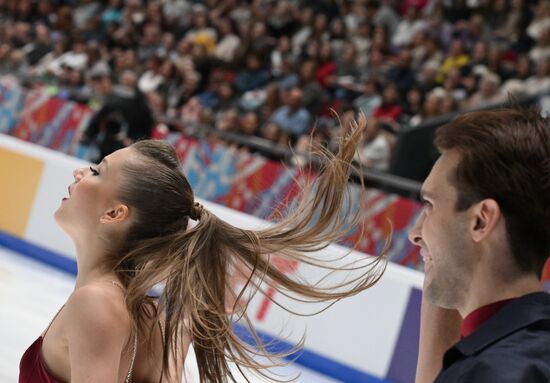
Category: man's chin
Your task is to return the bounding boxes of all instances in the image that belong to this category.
[425,283,459,310]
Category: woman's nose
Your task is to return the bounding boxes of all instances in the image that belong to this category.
[73,167,84,181]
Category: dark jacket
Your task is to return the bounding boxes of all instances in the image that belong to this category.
[435,292,550,382]
[83,85,153,161]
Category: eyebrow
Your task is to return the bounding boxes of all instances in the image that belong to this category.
[99,158,109,173]
[420,189,435,201]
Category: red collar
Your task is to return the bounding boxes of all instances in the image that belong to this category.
[460,298,516,338]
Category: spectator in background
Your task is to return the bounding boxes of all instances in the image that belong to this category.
[365,0,399,39]
[216,108,240,134]
[24,23,53,66]
[291,125,332,168]
[298,60,324,115]
[409,88,446,127]
[185,5,217,53]
[207,80,238,119]
[137,23,162,62]
[527,0,550,43]
[355,119,391,172]
[401,87,425,123]
[291,7,314,53]
[511,55,534,82]
[353,77,383,117]
[462,71,504,109]
[271,37,295,81]
[417,60,440,93]
[411,32,443,71]
[315,40,338,90]
[328,17,348,58]
[101,0,123,27]
[486,45,513,81]
[440,92,459,115]
[469,40,489,68]
[138,55,164,94]
[239,111,260,137]
[270,87,311,138]
[234,52,271,93]
[214,18,240,63]
[334,42,362,100]
[438,39,470,83]
[392,4,428,48]
[373,83,402,122]
[351,20,372,68]
[82,70,154,162]
[363,48,391,83]
[442,67,468,103]
[10,21,32,49]
[386,49,416,95]
[260,121,280,143]
[46,37,88,77]
[88,68,113,106]
[525,57,550,94]
[259,83,282,122]
[179,96,203,130]
[2,0,550,172]
[529,24,550,64]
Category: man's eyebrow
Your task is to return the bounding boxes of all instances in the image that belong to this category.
[420,190,435,201]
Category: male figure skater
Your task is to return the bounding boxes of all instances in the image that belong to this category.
[410,108,550,382]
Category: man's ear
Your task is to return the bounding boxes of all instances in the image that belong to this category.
[100,204,130,224]
[470,199,501,243]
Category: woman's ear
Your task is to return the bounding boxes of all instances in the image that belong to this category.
[100,204,130,225]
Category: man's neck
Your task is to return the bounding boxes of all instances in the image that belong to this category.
[459,275,544,317]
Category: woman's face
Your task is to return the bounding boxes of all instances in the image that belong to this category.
[55,147,135,239]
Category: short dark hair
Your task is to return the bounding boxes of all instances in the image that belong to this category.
[435,108,550,276]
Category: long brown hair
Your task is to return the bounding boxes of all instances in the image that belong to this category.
[109,115,387,382]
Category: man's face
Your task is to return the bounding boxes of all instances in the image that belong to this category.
[408,150,476,310]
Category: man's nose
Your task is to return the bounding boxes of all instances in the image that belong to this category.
[408,211,425,245]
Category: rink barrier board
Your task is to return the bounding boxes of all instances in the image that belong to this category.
[0,81,424,270]
[0,147,44,237]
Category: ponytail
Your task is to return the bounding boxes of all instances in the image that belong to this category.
[113,115,387,382]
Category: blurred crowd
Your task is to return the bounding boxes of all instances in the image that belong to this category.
[1,0,550,171]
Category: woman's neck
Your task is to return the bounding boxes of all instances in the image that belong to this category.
[73,238,120,289]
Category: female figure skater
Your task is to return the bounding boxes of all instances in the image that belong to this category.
[19,116,385,382]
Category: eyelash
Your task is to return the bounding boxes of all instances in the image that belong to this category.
[89,166,99,176]
[421,199,432,210]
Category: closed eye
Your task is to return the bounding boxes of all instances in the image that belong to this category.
[89,166,100,176]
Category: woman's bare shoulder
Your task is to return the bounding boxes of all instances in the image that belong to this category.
[64,283,131,339]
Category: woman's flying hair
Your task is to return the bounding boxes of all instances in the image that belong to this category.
[108,114,388,382]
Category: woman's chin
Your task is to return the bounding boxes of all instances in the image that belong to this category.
[54,210,71,234]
